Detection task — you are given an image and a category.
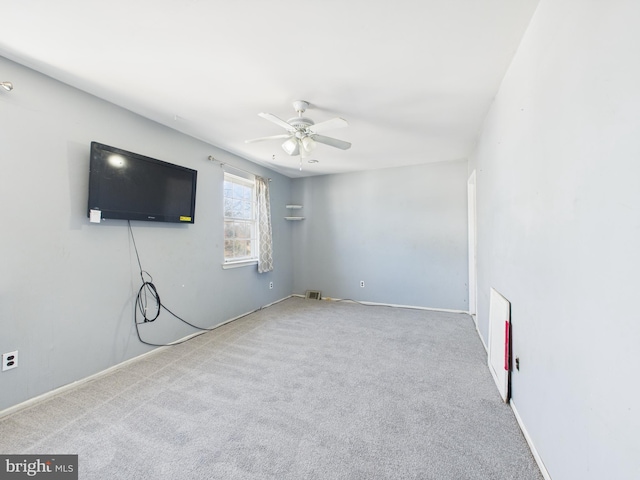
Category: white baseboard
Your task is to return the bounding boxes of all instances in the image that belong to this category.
[0,295,293,419]
[354,300,468,315]
[475,319,488,353]
[0,344,167,419]
[511,400,552,480]
[302,295,469,315]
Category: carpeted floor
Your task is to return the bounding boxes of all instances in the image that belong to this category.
[0,297,542,479]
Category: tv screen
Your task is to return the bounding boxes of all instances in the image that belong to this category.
[87,142,197,224]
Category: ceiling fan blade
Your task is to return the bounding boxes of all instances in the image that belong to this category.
[308,117,349,134]
[258,112,296,132]
[313,134,352,150]
[245,134,291,144]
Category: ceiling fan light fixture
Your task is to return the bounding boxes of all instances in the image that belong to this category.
[302,136,316,152]
[282,138,299,156]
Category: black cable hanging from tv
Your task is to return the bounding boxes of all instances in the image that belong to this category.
[128,221,216,347]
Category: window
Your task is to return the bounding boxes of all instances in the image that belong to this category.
[223,173,257,265]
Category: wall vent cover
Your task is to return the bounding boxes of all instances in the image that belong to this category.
[305,290,322,300]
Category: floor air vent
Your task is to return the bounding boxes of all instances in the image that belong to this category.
[305,290,322,300]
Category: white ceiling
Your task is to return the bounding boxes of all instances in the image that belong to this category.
[0,0,539,177]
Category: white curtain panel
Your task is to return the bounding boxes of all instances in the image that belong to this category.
[256,176,274,273]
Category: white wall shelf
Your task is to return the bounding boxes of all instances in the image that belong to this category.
[286,204,304,220]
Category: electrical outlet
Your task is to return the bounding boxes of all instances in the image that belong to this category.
[269,281,273,289]
[2,351,18,372]
[360,280,365,288]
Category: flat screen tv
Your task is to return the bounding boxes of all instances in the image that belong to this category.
[87,142,197,224]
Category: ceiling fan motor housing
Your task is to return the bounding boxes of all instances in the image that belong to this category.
[287,117,315,142]
[287,117,314,129]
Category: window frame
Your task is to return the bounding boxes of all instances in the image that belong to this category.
[222,172,259,268]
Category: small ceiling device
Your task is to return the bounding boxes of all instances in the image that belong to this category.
[246,100,351,158]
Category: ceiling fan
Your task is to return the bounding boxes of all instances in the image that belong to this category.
[245,100,351,158]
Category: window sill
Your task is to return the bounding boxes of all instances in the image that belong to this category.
[222,259,258,270]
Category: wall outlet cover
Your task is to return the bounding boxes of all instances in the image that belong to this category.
[2,351,18,371]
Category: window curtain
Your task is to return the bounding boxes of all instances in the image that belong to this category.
[256,176,274,273]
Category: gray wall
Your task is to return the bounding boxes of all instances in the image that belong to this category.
[0,56,294,411]
[469,0,640,478]
[291,161,469,310]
